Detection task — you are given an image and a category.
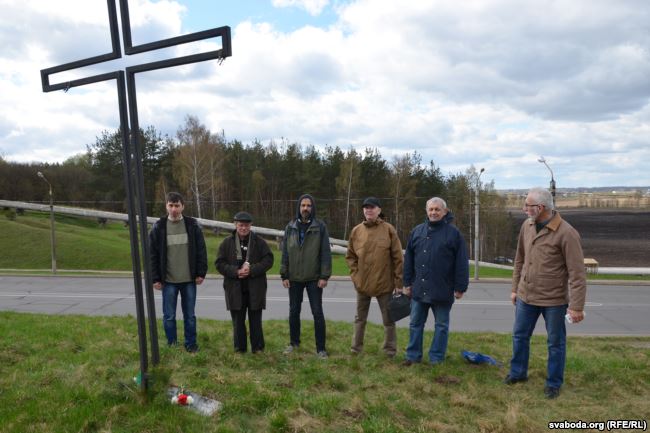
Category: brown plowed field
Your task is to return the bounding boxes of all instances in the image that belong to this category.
[509,208,650,267]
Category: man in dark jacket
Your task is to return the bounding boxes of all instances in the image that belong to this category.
[280,194,332,358]
[216,211,274,353]
[402,197,469,365]
[149,192,207,352]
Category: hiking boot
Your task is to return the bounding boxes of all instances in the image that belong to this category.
[503,374,528,385]
[544,386,560,399]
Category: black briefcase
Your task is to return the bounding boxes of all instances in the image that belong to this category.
[388,293,411,322]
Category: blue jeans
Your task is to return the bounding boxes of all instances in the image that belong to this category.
[405,299,452,363]
[162,282,197,349]
[288,280,326,352]
[509,298,567,389]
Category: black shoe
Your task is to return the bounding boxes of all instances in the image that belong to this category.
[185,345,199,353]
[544,386,560,399]
[402,359,415,367]
[503,374,528,385]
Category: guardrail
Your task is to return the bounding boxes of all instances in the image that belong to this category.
[3,199,648,274]
[0,200,351,253]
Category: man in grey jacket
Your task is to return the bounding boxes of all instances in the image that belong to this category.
[280,194,332,358]
[505,187,587,399]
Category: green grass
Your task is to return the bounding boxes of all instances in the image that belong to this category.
[1,211,648,281]
[1,311,648,433]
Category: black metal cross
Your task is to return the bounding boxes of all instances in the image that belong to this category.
[40,0,231,391]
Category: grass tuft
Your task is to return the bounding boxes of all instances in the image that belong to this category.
[1,312,648,432]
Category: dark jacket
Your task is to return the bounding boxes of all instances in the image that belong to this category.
[403,212,469,304]
[280,194,332,282]
[149,215,208,284]
[215,231,274,311]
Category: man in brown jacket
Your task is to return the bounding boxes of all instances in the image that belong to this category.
[505,187,587,399]
[346,197,404,357]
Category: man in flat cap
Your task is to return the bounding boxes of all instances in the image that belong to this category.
[216,211,274,353]
[346,197,403,357]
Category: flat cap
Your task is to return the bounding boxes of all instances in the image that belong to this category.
[233,211,253,222]
[362,197,381,208]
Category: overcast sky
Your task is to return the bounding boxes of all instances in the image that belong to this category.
[1,0,649,189]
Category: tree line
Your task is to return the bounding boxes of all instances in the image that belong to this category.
[0,115,517,260]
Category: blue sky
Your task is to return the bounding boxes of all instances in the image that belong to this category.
[179,1,342,33]
[1,0,649,189]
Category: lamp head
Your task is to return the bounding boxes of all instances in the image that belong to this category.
[537,156,546,163]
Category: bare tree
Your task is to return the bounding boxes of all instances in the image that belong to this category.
[174,115,213,218]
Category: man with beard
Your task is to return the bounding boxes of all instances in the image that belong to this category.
[280,194,332,358]
[505,187,586,399]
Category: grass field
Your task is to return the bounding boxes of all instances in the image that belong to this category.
[1,211,647,281]
[1,311,648,433]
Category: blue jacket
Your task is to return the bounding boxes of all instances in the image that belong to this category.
[403,212,469,304]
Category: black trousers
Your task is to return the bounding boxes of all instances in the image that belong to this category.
[230,289,264,353]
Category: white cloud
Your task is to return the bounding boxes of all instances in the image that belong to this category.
[1,0,649,188]
[272,0,330,16]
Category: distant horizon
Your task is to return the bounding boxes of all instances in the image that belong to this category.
[498,186,650,192]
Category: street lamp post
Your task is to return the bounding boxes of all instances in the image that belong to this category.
[474,167,484,280]
[538,156,556,205]
[37,171,57,273]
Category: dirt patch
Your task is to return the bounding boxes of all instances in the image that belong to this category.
[434,375,461,385]
[509,208,650,267]
[627,342,650,349]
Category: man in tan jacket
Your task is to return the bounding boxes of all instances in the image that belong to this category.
[346,197,403,357]
[505,187,587,400]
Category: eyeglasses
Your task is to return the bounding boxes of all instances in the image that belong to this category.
[523,203,542,208]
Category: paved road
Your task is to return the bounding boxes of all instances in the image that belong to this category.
[1,276,649,336]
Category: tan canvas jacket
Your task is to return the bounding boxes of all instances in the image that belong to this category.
[346,218,404,297]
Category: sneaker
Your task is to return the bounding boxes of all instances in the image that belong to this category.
[283,345,296,354]
[317,350,329,359]
[503,374,528,385]
[544,386,560,399]
[185,345,199,353]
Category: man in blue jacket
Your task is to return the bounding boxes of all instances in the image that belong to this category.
[402,197,469,365]
[149,192,207,353]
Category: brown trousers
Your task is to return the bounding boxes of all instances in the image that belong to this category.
[351,291,396,356]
